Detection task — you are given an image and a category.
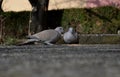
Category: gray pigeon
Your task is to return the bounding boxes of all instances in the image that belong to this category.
[63,27,78,44]
[19,27,64,45]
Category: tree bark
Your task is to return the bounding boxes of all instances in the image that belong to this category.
[29,0,49,34]
[0,0,3,43]
[0,0,3,11]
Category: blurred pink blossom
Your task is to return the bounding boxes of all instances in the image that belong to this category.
[86,0,120,8]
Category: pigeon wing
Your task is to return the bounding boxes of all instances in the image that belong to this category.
[32,30,61,43]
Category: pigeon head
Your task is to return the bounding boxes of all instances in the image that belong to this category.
[55,27,64,34]
[68,27,75,33]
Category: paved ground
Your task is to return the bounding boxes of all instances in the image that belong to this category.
[0,44,120,77]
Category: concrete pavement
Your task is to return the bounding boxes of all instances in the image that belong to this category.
[0,44,120,77]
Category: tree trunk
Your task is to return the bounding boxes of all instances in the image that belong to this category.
[29,0,49,34]
[0,0,3,43]
[0,0,3,11]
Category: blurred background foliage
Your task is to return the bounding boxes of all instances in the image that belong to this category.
[62,7,120,34]
[0,12,29,44]
[0,6,120,44]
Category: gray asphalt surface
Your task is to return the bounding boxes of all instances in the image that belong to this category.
[0,44,120,77]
